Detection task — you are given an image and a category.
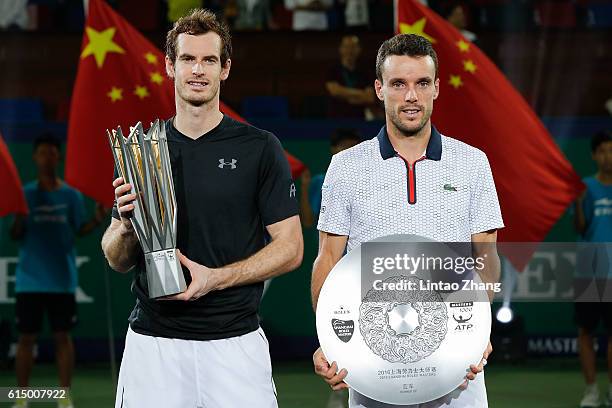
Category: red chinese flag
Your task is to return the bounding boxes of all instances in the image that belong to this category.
[395,0,583,266]
[66,0,305,207]
[0,134,28,216]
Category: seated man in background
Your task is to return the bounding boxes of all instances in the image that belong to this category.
[326,35,376,119]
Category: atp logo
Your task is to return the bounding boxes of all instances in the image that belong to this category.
[452,313,472,324]
[450,302,474,332]
[218,158,237,169]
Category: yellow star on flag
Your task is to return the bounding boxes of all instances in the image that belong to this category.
[134,85,150,99]
[80,27,125,68]
[463,60,477,74]
[144,52,158,65]
[449,75,463,89]
[457,39,470,53]
[399,18,436,43]
[107,86,123,102]
[150,72,164,85]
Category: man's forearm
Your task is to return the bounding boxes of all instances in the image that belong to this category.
[335,86,369,101]
[212,236,302,290]
[311,253,337,311]
[471,232,501,301]
[346,89,375,105]
[101,222,141,273]
[475,247,500,301]
[482,254,501,301]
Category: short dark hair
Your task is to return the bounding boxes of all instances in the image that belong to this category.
[591,130,612,153]
[165,9,232,66]
[33,134,61,153]
[331,128,361,147]
[375,34,439,82]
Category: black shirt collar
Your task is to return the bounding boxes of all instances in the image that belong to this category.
[377,124,442,161]
[166,114,230,143]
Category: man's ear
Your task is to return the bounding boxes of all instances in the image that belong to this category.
[220,59,231,81]
[374,79,384,102]
[165,56,175,79]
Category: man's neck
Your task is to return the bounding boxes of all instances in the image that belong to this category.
[596,171,612,185]
[174,97,224,140]
[38,173,60,191]
[386,119,431,164]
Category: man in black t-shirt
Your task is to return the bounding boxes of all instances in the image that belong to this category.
[101,9,303,408]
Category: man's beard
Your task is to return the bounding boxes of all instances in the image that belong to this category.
[179,81,219,107]
[387,104,431,137]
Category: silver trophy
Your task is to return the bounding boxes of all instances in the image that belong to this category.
[107,120,187,299]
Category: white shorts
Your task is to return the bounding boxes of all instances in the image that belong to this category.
[349,371,488,408]
[115,326,278,408]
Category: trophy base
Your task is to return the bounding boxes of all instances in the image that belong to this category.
[144,249,187,299]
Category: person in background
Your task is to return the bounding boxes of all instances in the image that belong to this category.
[326,35,376,119]
[340,0,369,31]
[284,0,333,30]
[231,0,277,30]
[574,130,612,408]
[0,0,31,31]
[10,135,108,408]
[440,0,477,43]
[301,129,361,228]
[300,128,361,408]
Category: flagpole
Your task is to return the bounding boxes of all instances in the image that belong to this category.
[393,0,398,33]
[78,0,118,385]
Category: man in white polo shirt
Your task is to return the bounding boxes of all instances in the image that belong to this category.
[311,34,504,407]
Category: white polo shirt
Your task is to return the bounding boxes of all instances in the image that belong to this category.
[318,125,504,249]
[317,125,504,408]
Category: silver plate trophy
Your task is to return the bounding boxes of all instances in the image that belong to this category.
[316,234,491,405]
[107,120,187,299]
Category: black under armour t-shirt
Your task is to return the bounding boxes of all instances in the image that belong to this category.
[111,115,299,340]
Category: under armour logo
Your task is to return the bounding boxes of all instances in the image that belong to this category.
[218,158,237,169]
[289,183,296,198]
